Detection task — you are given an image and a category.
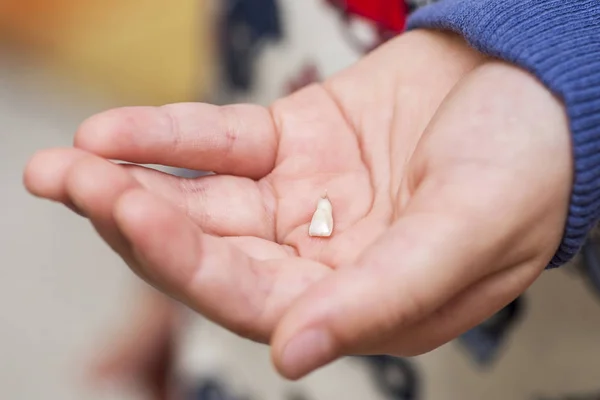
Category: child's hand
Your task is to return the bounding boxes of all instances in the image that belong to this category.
[24,30,572,379]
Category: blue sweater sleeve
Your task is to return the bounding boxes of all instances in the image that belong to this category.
[407,0,600,267]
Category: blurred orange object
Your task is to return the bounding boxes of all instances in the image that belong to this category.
[0,0,110,47]
[0,0,215,105]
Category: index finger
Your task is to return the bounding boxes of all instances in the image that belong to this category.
[74,103,278,179]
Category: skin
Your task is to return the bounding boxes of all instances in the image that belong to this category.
[24,30,572,385]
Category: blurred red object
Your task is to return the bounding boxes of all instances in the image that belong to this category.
[325,0,408,32]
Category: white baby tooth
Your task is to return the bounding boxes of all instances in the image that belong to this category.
[309,193,334,237]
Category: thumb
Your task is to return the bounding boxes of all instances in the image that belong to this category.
[271,205,501,380]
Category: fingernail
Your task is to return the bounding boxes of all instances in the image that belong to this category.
[280,329,335,379]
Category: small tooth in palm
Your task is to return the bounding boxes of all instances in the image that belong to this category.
[309,193,333,237]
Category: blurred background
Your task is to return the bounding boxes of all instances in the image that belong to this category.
[2,1,600,399]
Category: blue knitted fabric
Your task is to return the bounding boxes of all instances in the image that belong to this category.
[408,0,600,267]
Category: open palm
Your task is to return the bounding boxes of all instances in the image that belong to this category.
[25,31,571,379]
